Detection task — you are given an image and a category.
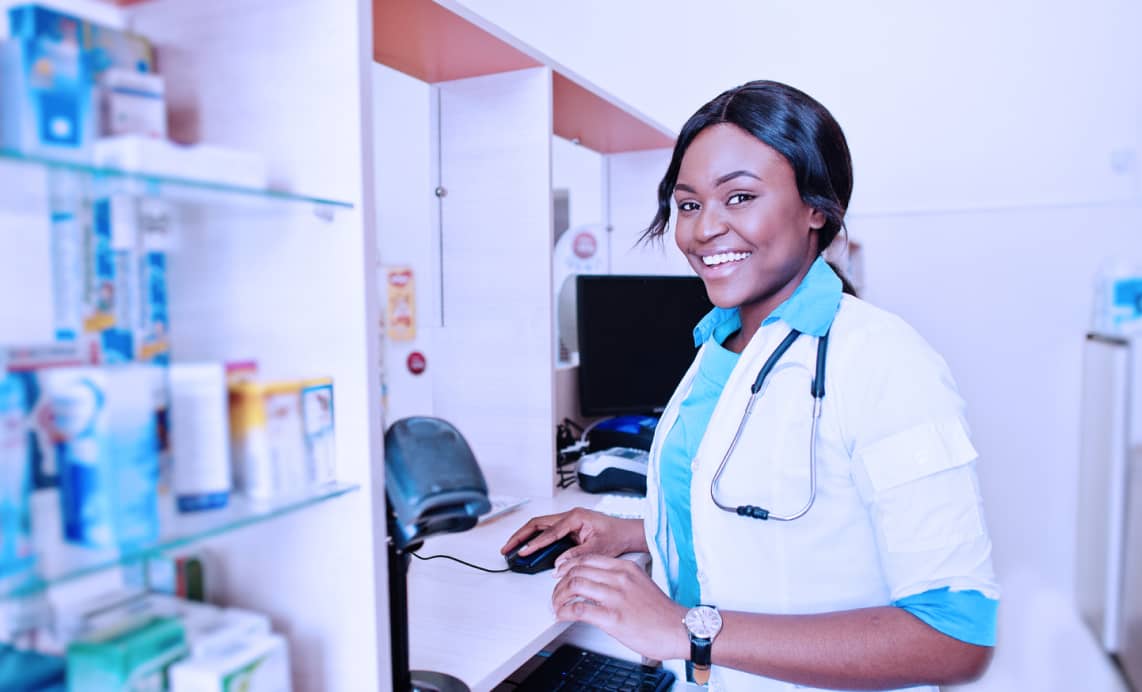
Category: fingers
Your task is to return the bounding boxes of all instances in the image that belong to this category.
[501,513,574,556]
[553,552,632,577]
[554,596,611,628]
[551,566,623,613]
[500,517,553,555]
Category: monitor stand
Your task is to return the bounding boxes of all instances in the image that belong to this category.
[388,504,471,692]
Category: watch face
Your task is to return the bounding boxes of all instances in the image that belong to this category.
[685,606,723,639]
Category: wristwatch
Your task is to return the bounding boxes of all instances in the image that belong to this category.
[683,604,722,686]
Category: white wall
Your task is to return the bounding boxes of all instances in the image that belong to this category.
[452,0,1142,215]
[552,135,605,232]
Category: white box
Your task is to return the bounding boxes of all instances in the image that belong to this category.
[93,135,269,189]
[99,68,167,139]
[170,632,291,692]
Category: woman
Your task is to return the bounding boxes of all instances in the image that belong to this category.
[502,81,998,690]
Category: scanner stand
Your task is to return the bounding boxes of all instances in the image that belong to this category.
[387,499,470,692]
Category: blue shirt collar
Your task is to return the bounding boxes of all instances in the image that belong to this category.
[692,256,842,346]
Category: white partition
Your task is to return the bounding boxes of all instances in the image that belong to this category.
[435,67,555,497]
[373,64,440,427]
[606,149,691,277]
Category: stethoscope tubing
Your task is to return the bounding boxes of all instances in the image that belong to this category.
[709,329,829,521]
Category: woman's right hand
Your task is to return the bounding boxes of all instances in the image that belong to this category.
[500,508,647,567]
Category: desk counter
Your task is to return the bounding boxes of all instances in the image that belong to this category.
[408,488,597,691]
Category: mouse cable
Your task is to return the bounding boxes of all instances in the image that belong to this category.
[409,550,512,574]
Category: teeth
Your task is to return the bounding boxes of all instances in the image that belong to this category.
[702,251,751,267]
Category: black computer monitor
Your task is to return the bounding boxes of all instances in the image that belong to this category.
[575,274,714,417]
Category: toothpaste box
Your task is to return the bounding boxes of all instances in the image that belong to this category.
[80,194,171,366]
[41,365,160,547]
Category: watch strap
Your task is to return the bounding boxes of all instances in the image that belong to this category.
[689,632,713,667]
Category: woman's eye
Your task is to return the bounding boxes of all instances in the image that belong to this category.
[677,200,699,212]
[727,193,755,206]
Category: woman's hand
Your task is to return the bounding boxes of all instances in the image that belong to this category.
[551,554,688,663]
[499,508,647,564]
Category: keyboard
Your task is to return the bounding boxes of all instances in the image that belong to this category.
[592,493,646,519]
[478,494,530,524]
[516,644,675,692]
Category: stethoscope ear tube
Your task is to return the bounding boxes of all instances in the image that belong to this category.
[811,331,829,399]
[709,329,831,522]
[751,330,802,394]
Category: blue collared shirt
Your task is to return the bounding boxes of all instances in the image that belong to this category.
[691,256,843,347]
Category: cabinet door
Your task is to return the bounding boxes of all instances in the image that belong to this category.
[1119,443,1142,688]
[1075,335,1131,652]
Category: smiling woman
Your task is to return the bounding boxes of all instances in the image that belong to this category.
[502,80,999,691]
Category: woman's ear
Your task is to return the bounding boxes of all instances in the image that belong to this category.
[808,208,826,231]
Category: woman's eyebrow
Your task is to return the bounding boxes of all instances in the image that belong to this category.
[715,170,762,186]
[674,171,763,195]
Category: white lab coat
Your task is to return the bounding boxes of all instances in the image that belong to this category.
[644,295,999,691]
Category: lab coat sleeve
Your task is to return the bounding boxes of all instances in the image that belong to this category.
[842,318,1000,602]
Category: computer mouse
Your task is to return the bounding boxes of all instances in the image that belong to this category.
[505,530,577,574]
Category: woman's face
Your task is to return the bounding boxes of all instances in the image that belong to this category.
[673,123,823,333]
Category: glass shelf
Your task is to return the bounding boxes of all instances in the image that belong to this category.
[2,482,360,600]
[0,148,354,212]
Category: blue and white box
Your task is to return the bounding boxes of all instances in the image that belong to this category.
[0,35,94,161]
[7,4,155,75]
[41,365,160,547]
[0,376,33,578]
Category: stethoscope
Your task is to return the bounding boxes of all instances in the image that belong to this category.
[709,328,830,521]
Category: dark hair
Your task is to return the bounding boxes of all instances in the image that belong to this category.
[642,80,853,255]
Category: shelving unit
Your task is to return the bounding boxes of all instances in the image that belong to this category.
[0,0,386,689]
[6,483,360,600]
[0,148,355,211]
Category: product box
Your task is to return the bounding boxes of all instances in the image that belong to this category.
[0,375,32,578]
[170,363,231,512]
[0,644,65,691]
[50,171,89,343]
[140,549,214,602]
[0,36,94,161]
[41,364,161,547]
[7,4,155,75]
[301,378,335,484]
[169,632,290,692]
[99,68,166,138]
[230,376,335,501]
[84,194,172,366]
[3,342,92,489]
[184,607,270,659]
[67,616,187,692]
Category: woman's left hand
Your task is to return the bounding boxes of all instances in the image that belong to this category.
[551,554,688,662]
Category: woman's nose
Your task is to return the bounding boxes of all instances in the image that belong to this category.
[696,207,728,241]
